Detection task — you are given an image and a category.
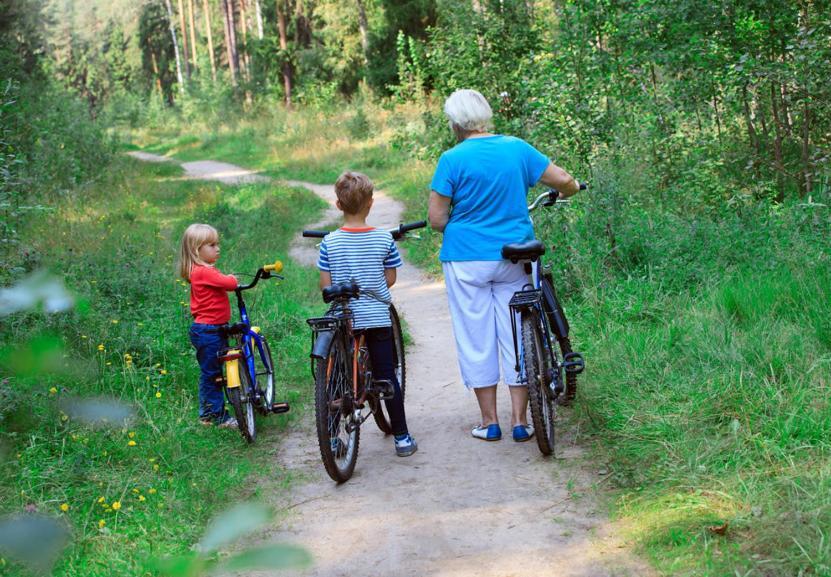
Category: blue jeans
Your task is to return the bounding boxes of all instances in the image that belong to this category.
[364,326,408,437]
[189,323,230,423]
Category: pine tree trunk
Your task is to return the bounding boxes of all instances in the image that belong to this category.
[356,0,369,62]
[150,51,164,100]
[187,0,198,71]
[770,81,786,201]
[221,0,239,86]
[254,0,263,39]
[239,0,251,81]
[276,0,292,107]
[163,0,186,92]
[203,0,217,81]
[177,0,191,77]
[800,100,812,197]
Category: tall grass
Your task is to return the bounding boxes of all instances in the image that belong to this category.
[0,157,325,575]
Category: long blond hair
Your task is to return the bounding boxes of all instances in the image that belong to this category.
[177,223,219,281]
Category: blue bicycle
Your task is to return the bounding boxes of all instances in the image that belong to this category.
[503,187,586,455]
[217,260,290,443]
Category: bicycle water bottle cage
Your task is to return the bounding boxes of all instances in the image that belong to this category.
[562,352,585,374]
[501,240,545,263]
[322,282,360,303]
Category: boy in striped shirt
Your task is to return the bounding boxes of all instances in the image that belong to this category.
[317,171,418,457]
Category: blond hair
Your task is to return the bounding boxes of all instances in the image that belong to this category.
[177,223,219,281]
[334,171,373,214]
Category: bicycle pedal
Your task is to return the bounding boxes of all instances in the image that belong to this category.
[371,379,395,400]
[270,402,290,414]
[563,352,585,374]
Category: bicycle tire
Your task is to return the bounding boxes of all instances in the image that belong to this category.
[227,365,256,443]
[371,305,406,434]
[315,337,359,483]
[252,337,275,415]
[521,311,556,455]
[557,335,577,404]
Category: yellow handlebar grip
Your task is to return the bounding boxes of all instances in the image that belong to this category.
[263,260,283,273]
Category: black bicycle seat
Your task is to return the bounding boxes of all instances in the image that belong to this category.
[322,282,360,303]
[501,240,545,263]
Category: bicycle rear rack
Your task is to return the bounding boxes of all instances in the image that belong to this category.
[508,289,542,312]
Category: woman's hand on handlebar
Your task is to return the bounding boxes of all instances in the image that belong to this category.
[538,162,581,198]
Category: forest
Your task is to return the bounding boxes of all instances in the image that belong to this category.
[1,0,830,575]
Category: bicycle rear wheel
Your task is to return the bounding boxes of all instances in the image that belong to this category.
[371,305,406,434]
[315,337,359,483]
[521,310,556,456]
[227,365,256,443]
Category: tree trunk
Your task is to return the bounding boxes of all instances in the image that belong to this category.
[276,0,292,107]
[770,81,786,202]
[163,0,186,92]
[254,0,263,39]
[176,0,191,77]
[203,0,217,81]
[150,50,164,100]
[356,0,369,62]
[187,0,198,71]
[239,0,251,81]
[221,0,239,86]
[800,100,812,197]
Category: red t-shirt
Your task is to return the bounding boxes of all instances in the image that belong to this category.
[189,265,238,324]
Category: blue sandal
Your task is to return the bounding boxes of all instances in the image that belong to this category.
[471,424,502,441]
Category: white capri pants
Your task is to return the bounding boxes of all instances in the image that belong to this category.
[443,260,529,389]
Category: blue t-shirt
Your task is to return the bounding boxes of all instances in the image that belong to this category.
[430,135,550,261]
[317,227,402,329]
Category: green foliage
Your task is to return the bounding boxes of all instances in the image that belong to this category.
[0,158,325,575]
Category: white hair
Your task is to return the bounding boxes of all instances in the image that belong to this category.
[443,89,493,133]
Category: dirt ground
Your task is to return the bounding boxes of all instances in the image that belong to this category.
[130,152,653,577]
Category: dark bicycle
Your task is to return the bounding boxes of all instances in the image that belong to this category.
[503,187,586,456]
[302,222,424,482]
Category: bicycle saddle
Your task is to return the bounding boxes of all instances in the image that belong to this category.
[322,282,360,303]
[501,240,545,263]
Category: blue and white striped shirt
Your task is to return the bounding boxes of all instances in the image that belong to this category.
[317,227,402,329]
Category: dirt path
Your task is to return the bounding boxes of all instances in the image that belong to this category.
[130,152,652,577]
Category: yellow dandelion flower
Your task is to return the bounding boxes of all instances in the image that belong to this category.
[111,319,119,324]
[132,488,140,494]
[148,488,157,494]
[98,496,105,503]
[98,519,106,529]
[128,440,137,447]
[49,387,57,394]
[155,391,162,398]
[97,344,105,351]
[160,369,168,375]
[153,464,159,471]
[60,503,69,512]
[111,501,121,511]
[81,335,88,339]
[128,431,135,438]
[138,495,146,502]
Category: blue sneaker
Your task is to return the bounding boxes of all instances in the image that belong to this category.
[471,424,502,441]
[394,434,418,457]
[512,424,535,442]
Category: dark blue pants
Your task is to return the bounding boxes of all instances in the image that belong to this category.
[189,323,230,423]
[364,326,409,437]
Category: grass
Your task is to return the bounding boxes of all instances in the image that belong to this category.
[0,157,326,575]
[124,101,831,576]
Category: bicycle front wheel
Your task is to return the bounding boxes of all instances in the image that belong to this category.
[315,337,359,483]
[227,364,256,443]
[521,311,556,456]
[253,338,275,414]
[371,305,406,434]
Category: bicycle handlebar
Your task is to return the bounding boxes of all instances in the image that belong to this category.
[236,261,285,291]
[303,221,427,241]
[528,182,588,212]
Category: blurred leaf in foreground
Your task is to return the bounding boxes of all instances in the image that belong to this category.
[0,514,69,573]
[0,270,74,316]
[61,396,135,428]
[198,503,272,553]
[0,334,92,379]
[216,544,312,573]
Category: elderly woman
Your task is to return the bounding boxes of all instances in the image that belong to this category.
[428,89,581,442]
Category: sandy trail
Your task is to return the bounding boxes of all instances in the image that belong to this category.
[129,152,651,577]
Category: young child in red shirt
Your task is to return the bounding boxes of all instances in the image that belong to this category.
[177,223,238,427]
